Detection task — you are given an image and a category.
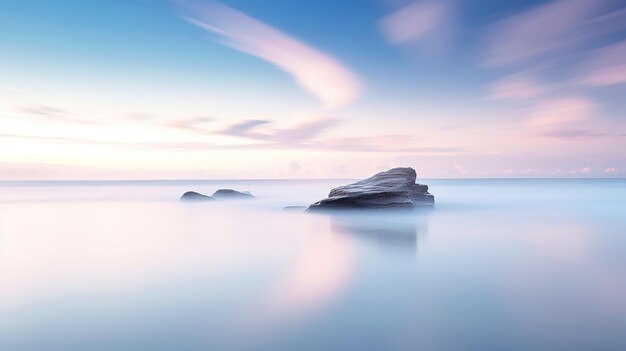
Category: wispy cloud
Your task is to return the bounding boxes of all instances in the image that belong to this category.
[487,72,549,101]
[482,0,626,134]
[379,0,452,52]
[165,116,215,134]
[176,0,362,107]
[0,133,97,145]
[215,117,461,153]
[527,96,594,127]
[578,40,626,86]
[0,130,460,154]
[542,129,607,139]
[484,0,608,67]
[316,137,462,153]
[122,113,154,122]
[273,118,339,142]
[21,105,67,116]
[217,117,338,143]
[19,105,98,125]
[219,119,272,139]
[0,132,220,151]
[1,113,462,154]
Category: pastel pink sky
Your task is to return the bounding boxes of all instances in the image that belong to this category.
[0,0,624,179]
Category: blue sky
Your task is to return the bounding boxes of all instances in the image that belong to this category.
[0,0,625,179]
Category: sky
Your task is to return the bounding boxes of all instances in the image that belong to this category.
[0,0,625,179]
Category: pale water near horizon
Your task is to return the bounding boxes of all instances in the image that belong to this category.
[1,179,625,350]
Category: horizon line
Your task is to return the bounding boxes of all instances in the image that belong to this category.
[0,177,625,183]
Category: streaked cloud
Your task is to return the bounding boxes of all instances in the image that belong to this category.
[217,117,336,143]
[482,0,626,135]
[319,134,461,153]
[379,0,451,52]
[578,40,626,86]
[527,97,594,127]
[542,129,607,139]
[0,115,462,154]
[0,133,98,145]
[122,113,154,122]
[176,0,362,107]
[165,116,215,134]
[21,105,67,116]
[19,105,98,125]
[214,117,461,153]
[484,0,608,67]
[218,119,272,140]
[488,73,549,101]
[273,118,339,142]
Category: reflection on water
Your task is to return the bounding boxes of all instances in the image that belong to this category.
[329,211,429,251]
[1,179,626,350]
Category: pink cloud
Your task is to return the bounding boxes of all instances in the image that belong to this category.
[527,97,594,127]
[542,129,607,139]
[579,40,626,86]
[379,0,453,54]
[485,0,608,66]
[604,167,619,174]
[488,73,548,101]
[177,1,362,107]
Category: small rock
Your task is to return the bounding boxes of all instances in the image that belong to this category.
[180,191,215,202]
[212,189,255,199]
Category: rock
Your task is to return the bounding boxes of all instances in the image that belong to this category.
[283,205,307,211]
[180,191,215,201]
[212,189,255,199]
[307,167,434,211]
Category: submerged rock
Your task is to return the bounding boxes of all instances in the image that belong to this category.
[212,189,255,199]
[180,191,215,202]
[307,167,434,211]
[283,205,307,211]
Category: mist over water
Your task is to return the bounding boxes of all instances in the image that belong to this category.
[1,179,625,350]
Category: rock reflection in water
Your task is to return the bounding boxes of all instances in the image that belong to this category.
[329,211,429,251]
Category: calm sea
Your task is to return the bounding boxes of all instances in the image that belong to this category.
[1,179,625,350]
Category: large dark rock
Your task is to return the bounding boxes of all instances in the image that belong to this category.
[180,191,215,202]
[307,167,434,211]
[212,189,255,199]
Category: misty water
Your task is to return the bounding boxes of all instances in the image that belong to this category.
[1,179,625,350]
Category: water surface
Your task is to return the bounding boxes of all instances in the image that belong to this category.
[1,179,625,350]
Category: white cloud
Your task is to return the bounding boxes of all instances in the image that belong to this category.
[571,166,592,174]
